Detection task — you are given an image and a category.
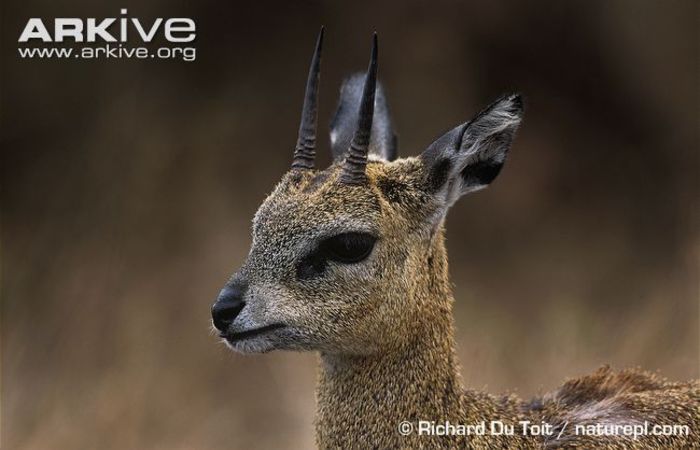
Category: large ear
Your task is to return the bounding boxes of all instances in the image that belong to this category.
[421,94,523,209]
[330,73,397,162]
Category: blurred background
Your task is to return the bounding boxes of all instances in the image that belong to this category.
[2,0,698,448]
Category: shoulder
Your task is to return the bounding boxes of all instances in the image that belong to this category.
[525,366,699,449]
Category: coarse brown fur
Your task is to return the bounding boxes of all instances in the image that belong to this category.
[217,159,699,449]
[213,36,699,448]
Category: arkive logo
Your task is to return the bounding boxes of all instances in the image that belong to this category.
[17,9,197,62]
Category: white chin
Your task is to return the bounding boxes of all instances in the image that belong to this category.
[222,336,277,354]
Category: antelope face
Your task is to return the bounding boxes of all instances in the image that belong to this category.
[211,29,523,355]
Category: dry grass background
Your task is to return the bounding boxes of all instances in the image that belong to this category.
[2,0,698,448]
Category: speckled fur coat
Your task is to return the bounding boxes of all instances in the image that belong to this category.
[213,32,700,450]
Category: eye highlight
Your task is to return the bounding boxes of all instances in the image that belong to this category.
[296,232,377,280]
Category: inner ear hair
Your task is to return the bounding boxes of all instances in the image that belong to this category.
[420,93,524,202]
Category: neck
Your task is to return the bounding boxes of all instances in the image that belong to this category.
[314,233,474,448]
[316,321,464,447]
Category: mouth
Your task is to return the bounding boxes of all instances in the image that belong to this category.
[219,323,286,343]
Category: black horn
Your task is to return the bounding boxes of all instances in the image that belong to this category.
[340,33,378,184]
[291,27,324,170]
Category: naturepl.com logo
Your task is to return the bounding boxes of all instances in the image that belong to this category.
[17,9,196,62]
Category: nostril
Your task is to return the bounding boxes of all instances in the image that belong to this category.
[212,299,245,332]
[211,281,248,332]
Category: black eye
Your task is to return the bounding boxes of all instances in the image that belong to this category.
[321,232,377,263]
[297,232,377,280]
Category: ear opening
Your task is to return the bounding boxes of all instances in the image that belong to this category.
[421,94,524,207]
[330,73,397,162]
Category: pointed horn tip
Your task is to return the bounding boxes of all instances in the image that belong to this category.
[369,34,378,66]
[315,27,324,50]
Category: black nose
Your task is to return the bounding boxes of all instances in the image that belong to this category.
[211,282,246,332]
